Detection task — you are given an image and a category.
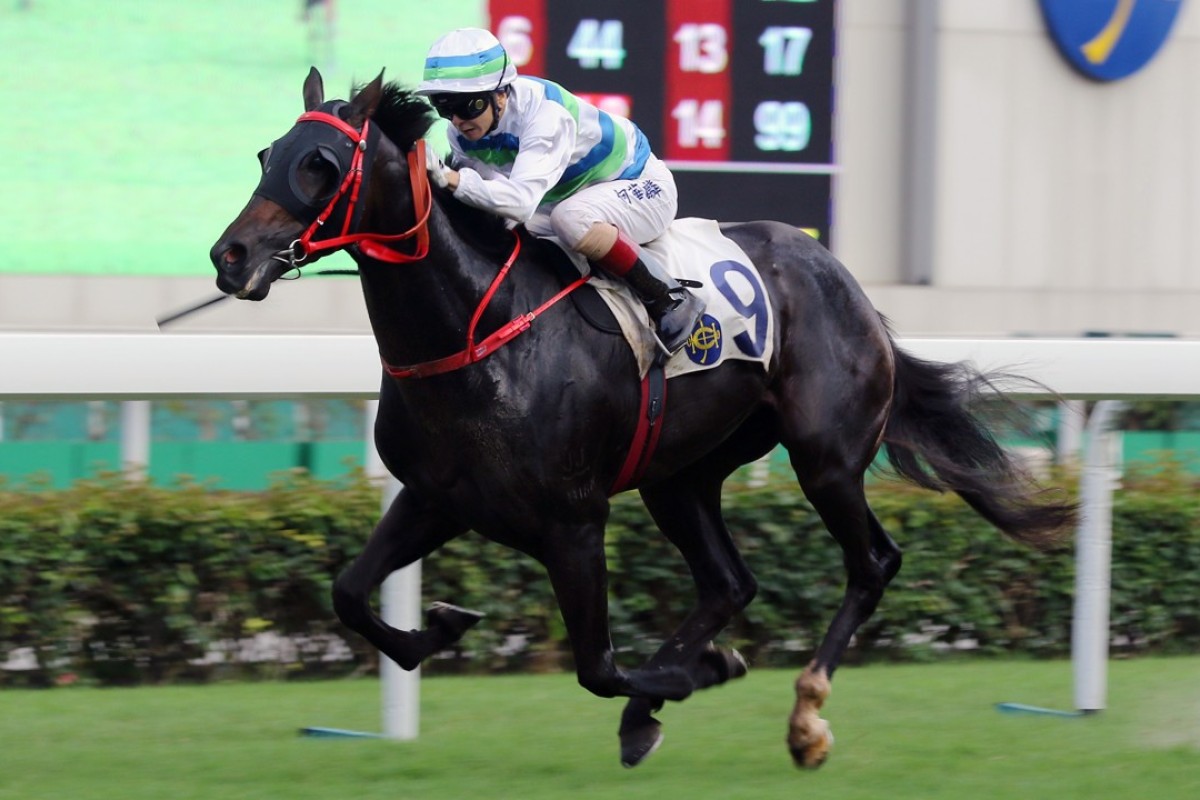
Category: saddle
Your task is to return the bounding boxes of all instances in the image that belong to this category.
[528,235,624,337]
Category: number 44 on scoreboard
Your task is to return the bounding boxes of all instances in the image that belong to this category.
[566,19,626,70]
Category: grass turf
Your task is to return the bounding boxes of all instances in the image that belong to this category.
[1,658,1197,799]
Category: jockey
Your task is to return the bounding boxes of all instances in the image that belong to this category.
[414,27,704,355]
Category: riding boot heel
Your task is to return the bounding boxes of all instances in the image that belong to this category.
[652,289,704,354]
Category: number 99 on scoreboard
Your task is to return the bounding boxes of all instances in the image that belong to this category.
[487,0,836,245]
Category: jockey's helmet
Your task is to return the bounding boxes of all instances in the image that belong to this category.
[416,28,518,96]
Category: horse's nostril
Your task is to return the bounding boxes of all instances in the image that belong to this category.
[223,244,246,266]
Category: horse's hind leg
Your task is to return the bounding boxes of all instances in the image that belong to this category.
[540,520,697,704]
[617,451,763,767]
[767,308,901,768]
[331,487,478,671]
[786,470,902,768]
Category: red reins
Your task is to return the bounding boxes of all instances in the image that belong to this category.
[383,233,590,379]
[290,110,589,380]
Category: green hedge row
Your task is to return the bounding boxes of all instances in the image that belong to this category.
[2,467,1198,685]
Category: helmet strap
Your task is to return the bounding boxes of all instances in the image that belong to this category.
[483,50,510,135]
[485,87,507,135]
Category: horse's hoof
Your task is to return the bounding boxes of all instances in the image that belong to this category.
[700,644,748,685]
[425,601,484,641]
[619,718,664,768]
[788,721,834,770]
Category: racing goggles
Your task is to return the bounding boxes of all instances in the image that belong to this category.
[429,93,491,121]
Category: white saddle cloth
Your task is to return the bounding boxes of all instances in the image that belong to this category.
[559,217,775,379]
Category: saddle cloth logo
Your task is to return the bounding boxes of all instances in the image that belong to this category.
[577,218,775,380]
[684,314,723,366]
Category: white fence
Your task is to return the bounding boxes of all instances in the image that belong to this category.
[2,333,1199,728]
[1,333,1199,400]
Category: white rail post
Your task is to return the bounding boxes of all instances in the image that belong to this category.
[120,400,152,481]
[1072,400,1122,712]
[1056,399,1086,464]
[365,399,420,740]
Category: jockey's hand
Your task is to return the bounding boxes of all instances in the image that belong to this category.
[422,141,454,190]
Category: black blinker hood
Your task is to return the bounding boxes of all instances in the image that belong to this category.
[252,101,376,228]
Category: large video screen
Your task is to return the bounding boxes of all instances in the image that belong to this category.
[3,0,835,275]
[2,0,483,276]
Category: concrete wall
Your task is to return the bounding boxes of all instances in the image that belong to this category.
[839,0,1200,336]
[4,0,1198,339]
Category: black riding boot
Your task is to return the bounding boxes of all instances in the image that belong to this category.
[616,249,705,355]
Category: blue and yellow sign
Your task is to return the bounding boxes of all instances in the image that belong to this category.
[1039,0,1185,81]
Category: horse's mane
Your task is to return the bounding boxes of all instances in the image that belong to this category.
[368,81,525,258]
[370,82,436,149]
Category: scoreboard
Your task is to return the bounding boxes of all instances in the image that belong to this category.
[486,0,836,245]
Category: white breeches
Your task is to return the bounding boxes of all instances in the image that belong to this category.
[525,156,679,250]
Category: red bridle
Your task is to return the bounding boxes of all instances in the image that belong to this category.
[274,111,432,267]
[277,109,590,380]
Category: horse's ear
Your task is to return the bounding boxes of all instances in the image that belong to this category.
[303,67,324,111]
[347,70,385,125]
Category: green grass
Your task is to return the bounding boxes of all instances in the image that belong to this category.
[1,0,481,276]
[2,658,1198,799]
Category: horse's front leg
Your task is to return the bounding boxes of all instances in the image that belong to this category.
[541,522,696,703]
[615,474,757,767]
[332,487,478,670]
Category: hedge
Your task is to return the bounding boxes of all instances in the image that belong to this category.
[1,465,1198,686]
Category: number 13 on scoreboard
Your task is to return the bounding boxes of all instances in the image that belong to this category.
[664,0,731,160]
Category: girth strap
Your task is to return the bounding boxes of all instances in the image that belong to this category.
[610,361,667,495]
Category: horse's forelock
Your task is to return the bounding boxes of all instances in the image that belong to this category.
[350,81,514,253]
[362,82,436,150]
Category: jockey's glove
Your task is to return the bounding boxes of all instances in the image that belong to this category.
[422,140,453,190]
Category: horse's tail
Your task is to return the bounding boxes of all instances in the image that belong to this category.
[882,340,1076,550]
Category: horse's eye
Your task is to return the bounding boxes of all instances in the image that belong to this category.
[303,150,337,173]
[295,150,340,200]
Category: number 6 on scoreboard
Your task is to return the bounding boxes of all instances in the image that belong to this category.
[497,16,535,68]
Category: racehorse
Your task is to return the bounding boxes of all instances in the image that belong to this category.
[210,69,1075,769]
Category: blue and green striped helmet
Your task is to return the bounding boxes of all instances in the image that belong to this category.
[415,28,518,95]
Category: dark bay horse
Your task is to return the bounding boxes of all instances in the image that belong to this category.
[210,69,1074,769]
